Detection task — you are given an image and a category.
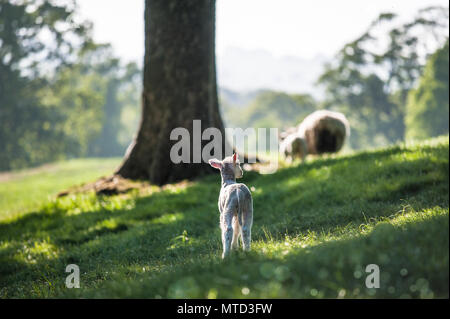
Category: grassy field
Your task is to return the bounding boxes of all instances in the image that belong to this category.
[0,158,121,221]
[0,137,448,298]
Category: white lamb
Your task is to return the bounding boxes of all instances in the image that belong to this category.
[209,153,253,259]
[279,132,308,163]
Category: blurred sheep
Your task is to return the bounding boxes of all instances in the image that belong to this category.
[298,110,350,155]
[279,132,308,163]
[279,110,350,161]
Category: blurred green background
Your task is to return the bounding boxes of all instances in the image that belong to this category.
[0,1,448,172]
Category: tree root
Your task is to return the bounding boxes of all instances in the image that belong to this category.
[57,175,150,197]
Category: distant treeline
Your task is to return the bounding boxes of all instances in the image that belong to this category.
[221,7,449,151]
[0,2,448,171]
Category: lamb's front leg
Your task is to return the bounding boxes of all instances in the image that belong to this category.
[220,210,233,259]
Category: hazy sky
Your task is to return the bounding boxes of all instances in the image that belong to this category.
[77,0,448,63]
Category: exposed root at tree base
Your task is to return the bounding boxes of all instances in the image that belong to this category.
[57,174,195,197]
[57,175,151,197]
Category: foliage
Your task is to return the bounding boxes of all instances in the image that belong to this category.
[227,91,316,130]
[405,41,449,140]
[0,0,92,170]
[318,6,449,149]
[0,0,92,75]
[0,1,141,171]
[40,45,141,158]
[221,90,317,152]
[0,136,448,298]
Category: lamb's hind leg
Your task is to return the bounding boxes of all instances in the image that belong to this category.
[240,207,253,251]
[221,210,233,258]
[231,215,240,250]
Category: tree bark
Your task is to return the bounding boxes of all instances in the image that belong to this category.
[116,0,224,185]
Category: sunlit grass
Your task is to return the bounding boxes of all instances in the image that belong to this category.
[0,136,448,298]
[0,158,121,221]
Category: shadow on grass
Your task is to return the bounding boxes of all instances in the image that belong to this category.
[64,208,449,298]
[0,140,448,297]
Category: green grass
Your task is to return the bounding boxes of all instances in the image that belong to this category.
[0,158,120,221]
[0,137,448,298]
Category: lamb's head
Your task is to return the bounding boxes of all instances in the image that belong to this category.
[208,153,243,179]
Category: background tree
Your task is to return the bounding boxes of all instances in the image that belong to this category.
[36,44,141,159]
[116,0,225,185]
[83,46,141,157]
[0,0,92,170]
[317,6,449,149]
[0,1,141,171]
[405,40,449,140]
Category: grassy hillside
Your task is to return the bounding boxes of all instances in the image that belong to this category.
[0,137,448,298]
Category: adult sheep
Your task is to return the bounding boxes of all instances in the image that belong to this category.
[279,110,350,162]
[298,110,350,155]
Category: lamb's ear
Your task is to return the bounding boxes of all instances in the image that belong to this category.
[233,153,238,163]
[208,158,222,170]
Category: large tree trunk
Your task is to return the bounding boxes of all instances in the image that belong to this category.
[116,0,224,185]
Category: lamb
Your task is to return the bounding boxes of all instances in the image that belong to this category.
[209,153,253,259]
[279,132,308,163]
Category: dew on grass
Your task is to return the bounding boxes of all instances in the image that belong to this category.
[207,289,218,299]
[367,288,376,296]
[274,266,290,281]
[167,277,200,298]
[337,289,346,298]
[420,289,434,299]
[259,263,274,279]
